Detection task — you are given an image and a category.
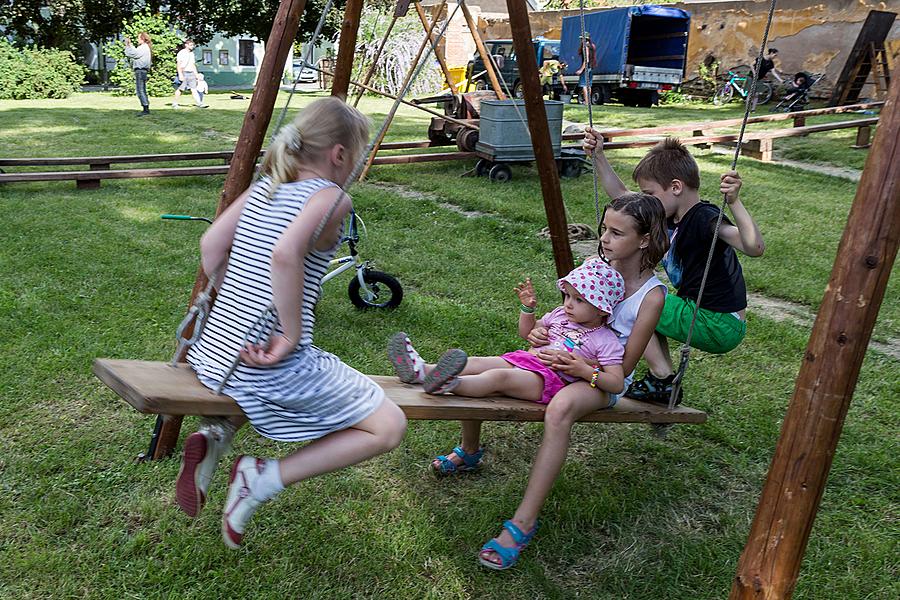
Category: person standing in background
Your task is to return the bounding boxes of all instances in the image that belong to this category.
[173,40,207,108]
[124,33,152,116]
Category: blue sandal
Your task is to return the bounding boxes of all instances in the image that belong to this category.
[479,519,539,570]
[431,446,484,477]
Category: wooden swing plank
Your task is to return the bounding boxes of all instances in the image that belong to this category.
[93,358,707,424]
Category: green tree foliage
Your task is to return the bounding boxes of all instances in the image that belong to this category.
[0,38,86,99]
[166,0,347,45]
[0,1,139,50]
[106,10,181,98]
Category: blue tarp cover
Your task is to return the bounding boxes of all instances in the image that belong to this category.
[560,6,690,76]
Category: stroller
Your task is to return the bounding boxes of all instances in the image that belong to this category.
[773,72,816,112]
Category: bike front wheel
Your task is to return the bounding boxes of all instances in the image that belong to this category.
[348,269,403,309]
[713,84,733,105]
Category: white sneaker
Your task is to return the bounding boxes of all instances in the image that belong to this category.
[222,455,265,549]
[171,103,180,108]
[387,332,427,384]
[175,420,233,517]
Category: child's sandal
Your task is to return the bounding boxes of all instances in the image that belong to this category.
[625,373,682,405]
[478,519,539,570]
[430,445,484,477]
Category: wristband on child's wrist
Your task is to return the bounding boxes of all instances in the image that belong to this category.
[589,367,601,388]
[520,304,536,314]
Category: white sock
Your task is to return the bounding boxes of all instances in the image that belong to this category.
[251,459,284,502]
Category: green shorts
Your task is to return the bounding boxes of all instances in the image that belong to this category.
[656,295,747,354]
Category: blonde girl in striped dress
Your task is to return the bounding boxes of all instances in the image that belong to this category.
[175,97,407,548]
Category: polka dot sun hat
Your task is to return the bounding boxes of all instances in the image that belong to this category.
[557,259,625,315]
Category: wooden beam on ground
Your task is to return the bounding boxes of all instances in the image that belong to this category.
[732,73,900,600]
[331,0,365,99]
[93,359,708,424]
[560,102,884,141]
[151,0,312,460]
[460,0,506,100]
[506,0,572,278]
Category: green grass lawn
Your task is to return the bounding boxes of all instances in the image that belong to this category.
[1,91,897,599]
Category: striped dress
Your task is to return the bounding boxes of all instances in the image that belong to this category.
[187,177,385,441]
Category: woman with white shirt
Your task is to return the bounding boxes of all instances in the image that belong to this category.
[124,32,153,116]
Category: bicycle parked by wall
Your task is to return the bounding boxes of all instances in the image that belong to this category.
[713,66,773,107]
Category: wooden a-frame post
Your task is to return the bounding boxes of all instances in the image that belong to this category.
[506,0,573,277]
[731,74,899,599]
[147,0,311,459]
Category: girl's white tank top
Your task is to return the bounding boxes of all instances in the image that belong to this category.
[610,274,667,348]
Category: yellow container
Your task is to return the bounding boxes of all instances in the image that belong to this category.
[447,67,467,85]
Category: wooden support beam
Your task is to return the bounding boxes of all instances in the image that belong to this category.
[415,1,458,95]
[331,0,365,99]
[506,0,572,278]
[460,0,506,100]
[359,0,449,180]
[352,14,400,107]
[851,124,872,148]
[731,74,900,600]
[742,138,774,162]
[152,0,312,460]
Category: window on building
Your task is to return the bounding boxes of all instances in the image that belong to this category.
[238,40,255,67]
[219,50,229,66]
[202,50,212,65]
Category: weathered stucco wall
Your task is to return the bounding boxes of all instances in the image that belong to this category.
[479,0,900,86]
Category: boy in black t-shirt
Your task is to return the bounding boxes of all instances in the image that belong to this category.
[583,132,765,403]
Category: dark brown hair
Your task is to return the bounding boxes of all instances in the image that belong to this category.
[599,192,669,273]
[632,137,701,191]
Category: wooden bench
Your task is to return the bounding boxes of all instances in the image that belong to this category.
[0,149,474,189]
[94,358,707,457]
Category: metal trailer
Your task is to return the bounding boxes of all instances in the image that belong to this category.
[473,99,585,182]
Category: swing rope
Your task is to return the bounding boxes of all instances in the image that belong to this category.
[577,0,602,227]
[667,0,778,408]
[212,0,464,394]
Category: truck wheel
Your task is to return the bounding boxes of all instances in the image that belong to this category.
[638,91,657,108]
[590,85,606,105]
[489,163,512,182]
[513,81,524,99]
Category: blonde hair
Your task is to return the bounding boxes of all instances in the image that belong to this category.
[262,97,370,190]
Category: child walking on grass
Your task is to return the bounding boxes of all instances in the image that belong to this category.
[584,129,765,404]
[403,190,670,569]
[174,97,407,548]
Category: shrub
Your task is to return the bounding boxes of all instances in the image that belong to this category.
[107,10,182,97]
[0,40,86,100]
